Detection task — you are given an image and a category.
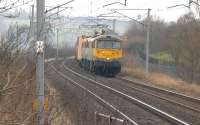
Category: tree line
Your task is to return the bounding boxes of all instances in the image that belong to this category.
[124,12,200,83]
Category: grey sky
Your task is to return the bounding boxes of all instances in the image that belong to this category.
[44,0,195,22]
[1,0,197,22]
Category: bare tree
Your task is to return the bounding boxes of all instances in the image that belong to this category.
[0,24,32,93]
[169,13,200,83]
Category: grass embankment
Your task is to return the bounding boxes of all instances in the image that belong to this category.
[122,54,200,97]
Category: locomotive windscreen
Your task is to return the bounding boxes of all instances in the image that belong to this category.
[97,40,121,49]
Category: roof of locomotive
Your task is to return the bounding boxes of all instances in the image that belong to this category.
[87,35,122,42]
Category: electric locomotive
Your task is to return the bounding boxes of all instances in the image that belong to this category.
[75,32,123,76]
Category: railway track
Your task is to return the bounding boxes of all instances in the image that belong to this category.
[93,76,200,125]
[68,59,200,114]
[52,60,192,125]
[65,59,200,124]
[120,76,200,101]
[118,77,200,113]
[50,63,138,125]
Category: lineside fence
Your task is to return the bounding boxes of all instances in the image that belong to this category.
[95,112,128,125]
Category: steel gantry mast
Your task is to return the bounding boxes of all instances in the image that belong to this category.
[36,0,45,124]
[146,8,151,76]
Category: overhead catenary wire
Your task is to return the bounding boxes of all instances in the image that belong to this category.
[45,0,75,13]
[110,10,147,26]
[103,2,125,8]
[46,7,72,18]
[0,0,21,9]
[103,0,127,8]
[0,0,33,13]
[97,11,118,17]
[0,0,33,9]
[97,10,147,21]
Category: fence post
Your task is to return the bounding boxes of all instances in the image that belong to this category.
[95,112,97,125]
[109,115,111,125]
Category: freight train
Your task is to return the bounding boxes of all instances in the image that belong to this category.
[75,31,123,76]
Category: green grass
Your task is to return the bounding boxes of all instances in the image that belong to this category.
[151,52,175,64]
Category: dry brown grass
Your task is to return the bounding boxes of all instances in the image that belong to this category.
[46,79,73,125]
[149,72,200,95]
[122,67,145,79]
[122,67,200,97]
[121,53,200,97]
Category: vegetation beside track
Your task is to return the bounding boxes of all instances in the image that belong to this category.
[150,52,175,65]
[121,53,200,97]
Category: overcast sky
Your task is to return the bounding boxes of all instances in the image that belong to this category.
[0,0,197,22]
[43,0,195,22]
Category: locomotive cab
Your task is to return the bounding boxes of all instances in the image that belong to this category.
[93,36,123,76]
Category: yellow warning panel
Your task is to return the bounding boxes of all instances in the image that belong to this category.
[33,97,48,112]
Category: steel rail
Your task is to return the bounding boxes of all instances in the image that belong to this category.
[120,77,200,104]
[66,60,200,113]
[63,62,190,125]
[116,79,200,113]
[50,64,138,125]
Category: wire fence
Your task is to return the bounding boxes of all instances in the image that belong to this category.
[95,112,128,125]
